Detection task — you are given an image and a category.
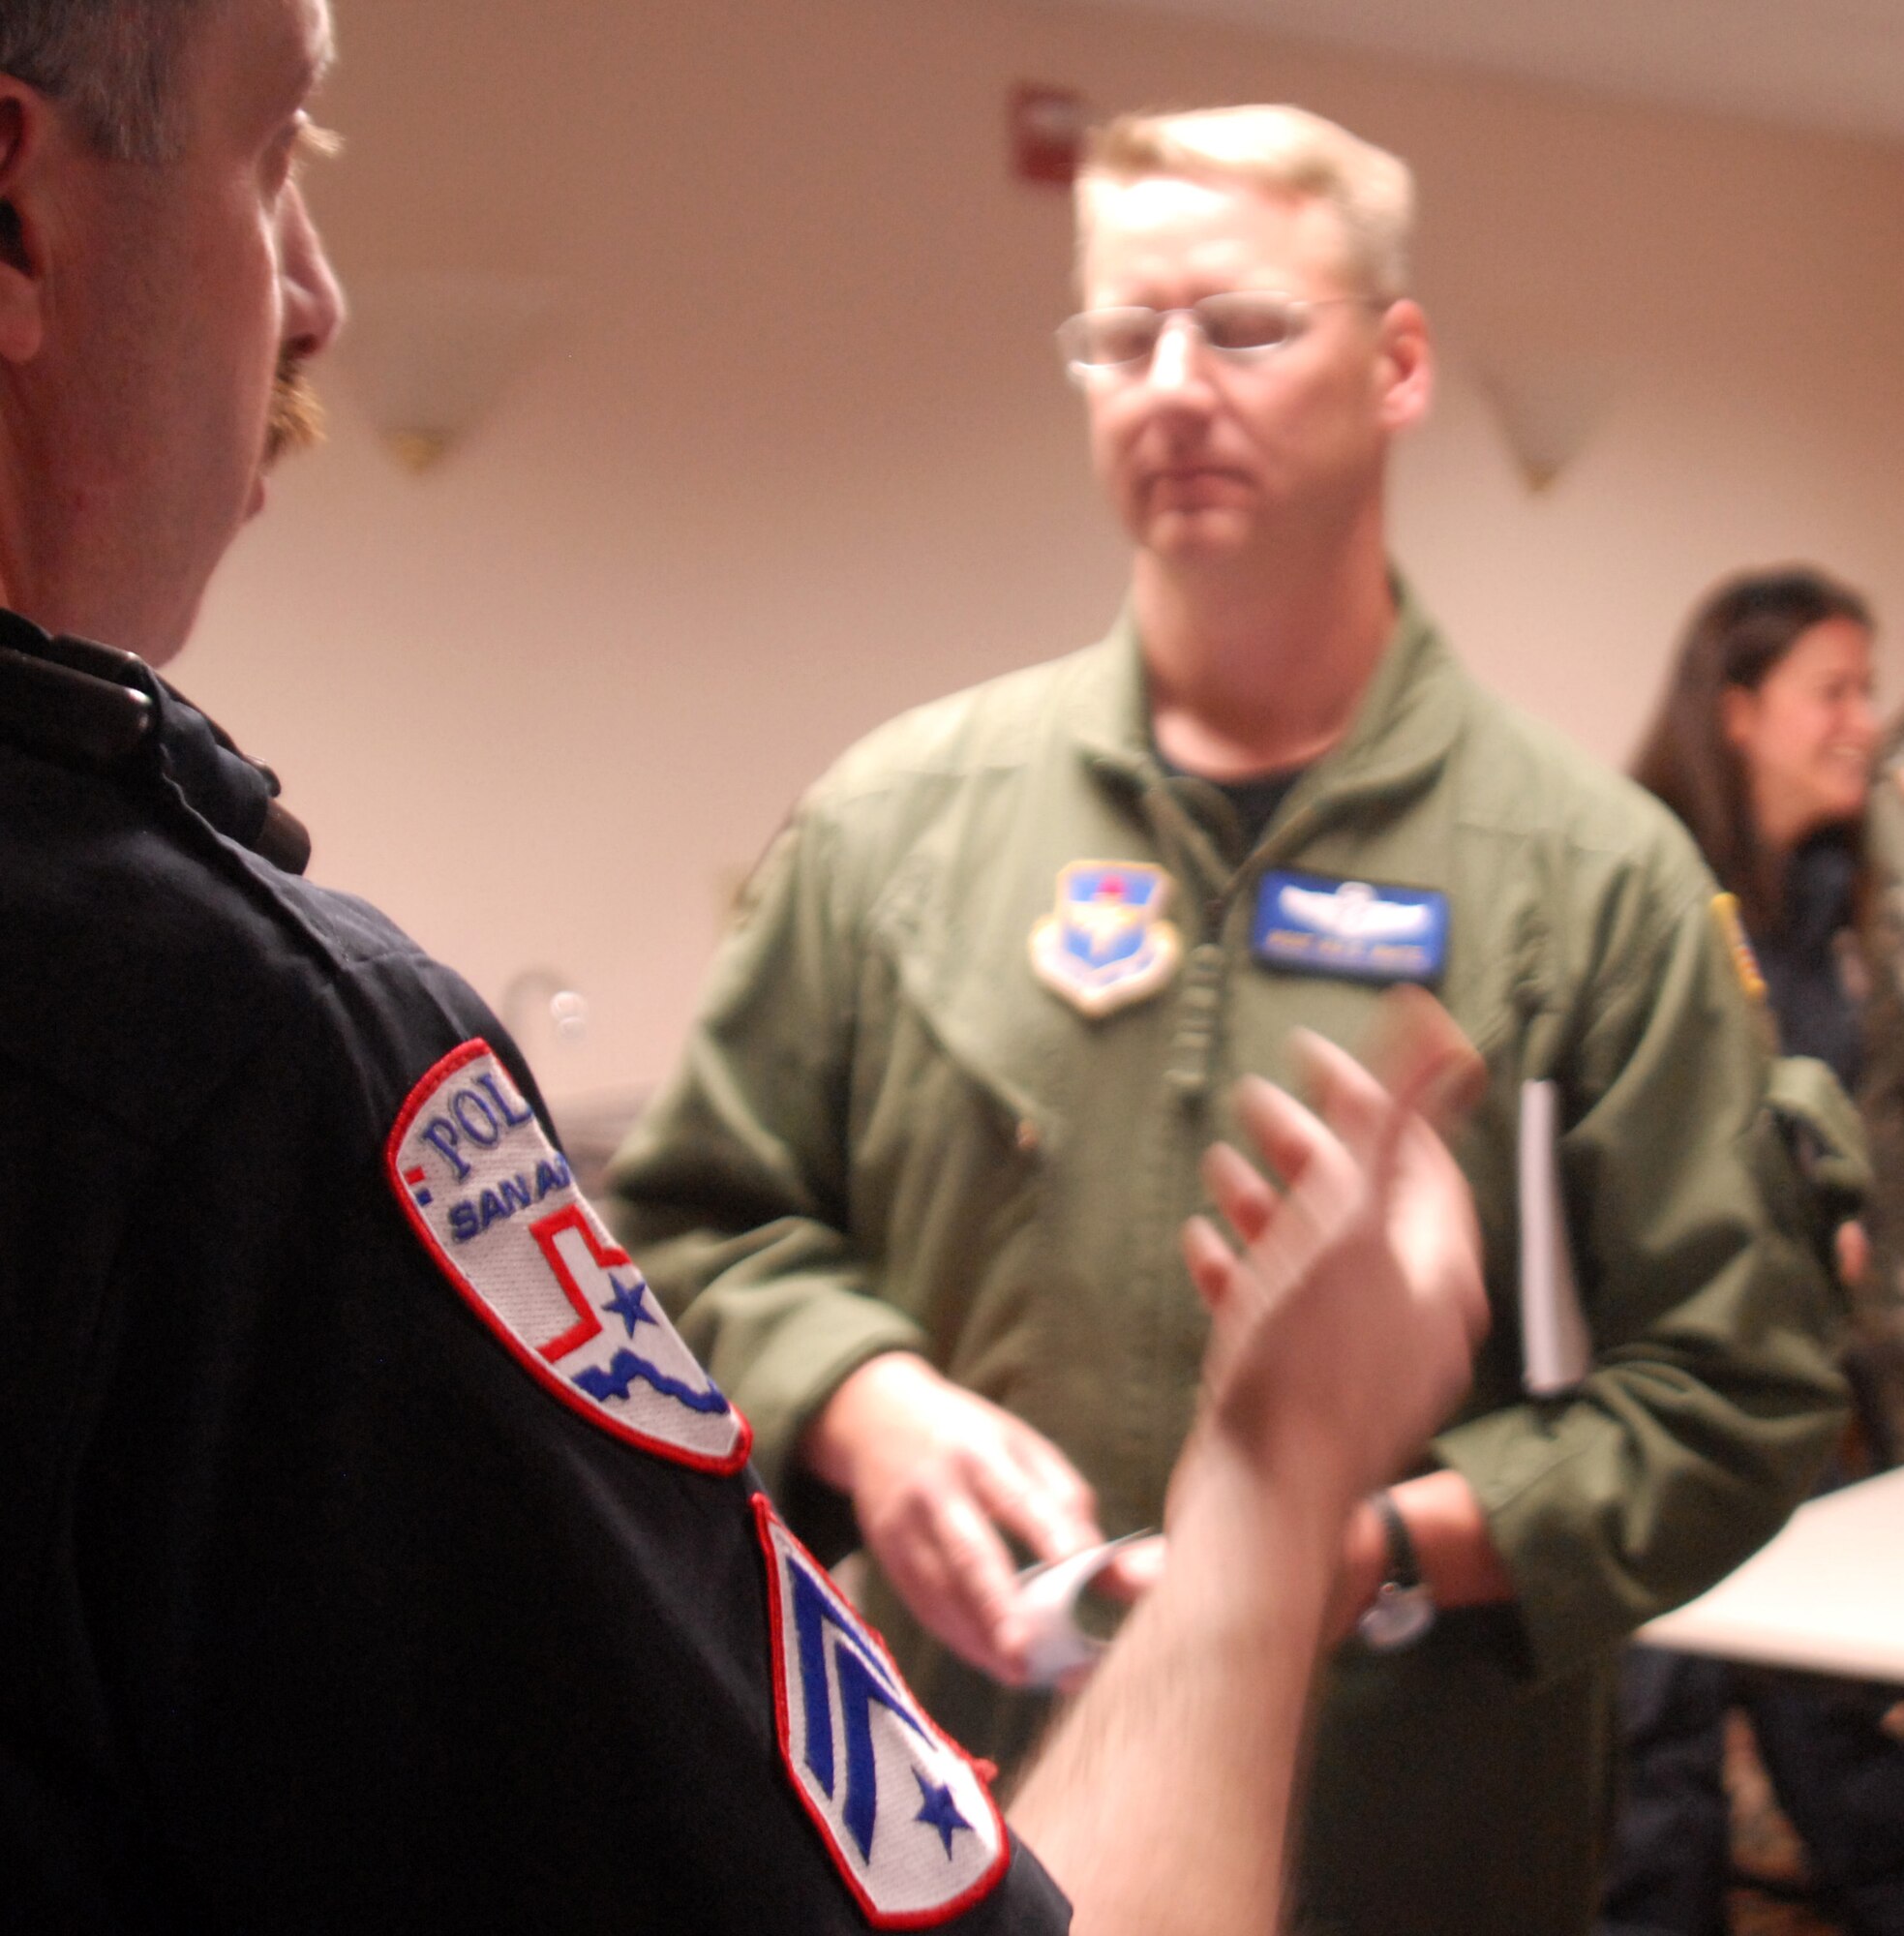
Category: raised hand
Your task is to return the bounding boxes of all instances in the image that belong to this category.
[1180,992,1488,1516]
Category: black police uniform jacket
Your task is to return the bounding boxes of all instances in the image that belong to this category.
[0,612,1065,1933]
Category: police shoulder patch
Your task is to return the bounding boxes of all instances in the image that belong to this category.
[754,1497,1010,1926]
[386,1040,749,1473]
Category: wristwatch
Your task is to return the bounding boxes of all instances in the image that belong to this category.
[1355,1490,1436,1651]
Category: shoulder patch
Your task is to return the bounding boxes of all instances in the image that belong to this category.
[754,1497,1010,1926]
[1710,892,1768,1006]
[387,1040,749,1473]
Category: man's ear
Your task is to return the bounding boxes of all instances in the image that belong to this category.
[1374,298,1433,435]
[0,78,53,367]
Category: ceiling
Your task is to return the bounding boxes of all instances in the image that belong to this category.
[1038,0,1904,145]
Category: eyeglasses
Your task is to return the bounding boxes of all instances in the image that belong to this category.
[1055,290,1375,378]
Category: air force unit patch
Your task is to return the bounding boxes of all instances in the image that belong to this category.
[1253,869,1449,985]
[755,1498,1009,1926]
[386,1040,749,1473]
[1030,860,1182,1017]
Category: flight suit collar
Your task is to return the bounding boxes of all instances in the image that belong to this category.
[1072,573,1466,852]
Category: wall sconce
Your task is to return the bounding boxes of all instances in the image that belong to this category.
[334,271,561,473]
[1475,354,1619,495]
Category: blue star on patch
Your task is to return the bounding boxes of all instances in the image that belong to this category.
[914,1771,973,1859]
[600,1272,657,1338]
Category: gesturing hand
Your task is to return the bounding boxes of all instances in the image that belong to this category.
[1179,992,1489,1515]
[801,1353,1105,1684]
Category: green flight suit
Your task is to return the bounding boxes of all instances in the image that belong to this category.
[1854,722,1904,1450]
[609,591,1847,1936]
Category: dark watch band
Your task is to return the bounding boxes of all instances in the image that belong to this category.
[1370,1487,1422,1588]
[1355,1489,1436,1651]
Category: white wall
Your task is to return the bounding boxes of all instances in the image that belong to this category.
[179,0,1904,1101]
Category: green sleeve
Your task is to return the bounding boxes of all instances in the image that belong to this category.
[1435,881,1850,1680]
[1859,748,1904,1318]
[1852,747,1904,1440]
[604,808,923,1557]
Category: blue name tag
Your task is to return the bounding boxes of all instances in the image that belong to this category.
[1252,870,1449,985]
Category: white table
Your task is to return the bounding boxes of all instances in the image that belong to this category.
[1639,1467,1904,1681]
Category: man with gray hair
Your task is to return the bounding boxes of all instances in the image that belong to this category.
[0,0,204,160]
[613,103,1851,1935]
[1,16,1503,1932]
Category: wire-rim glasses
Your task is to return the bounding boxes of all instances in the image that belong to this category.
[1056,290,1378,380]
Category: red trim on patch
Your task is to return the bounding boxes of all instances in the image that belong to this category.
[751,1494,1012,1928]
[384,1039,751,1475]
[526,1205,611,1361]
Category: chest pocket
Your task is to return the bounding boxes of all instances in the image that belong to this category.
[849,846,1197,1409]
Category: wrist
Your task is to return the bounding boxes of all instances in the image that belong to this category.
[1380,1469,1515,1610]
[1353,1489,1437,1651]
[1168,1429,1353,1631]
[1328,1496,1388,1640]
[799,1349,932,1492]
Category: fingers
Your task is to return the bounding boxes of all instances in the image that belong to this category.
[862,1471,1043,1683]
[1291,991,1487,1193]
[1835,1218,1870,1290]
[926,1489,1040,1679]
[977,1428,1103,1567]
[1289,1026,1403,1180]
[1177,996,1491,1504]
[870,1510,1029,1680]
[1096,1532,1167,1603]
[1207,987,1483,1268]
[1230,1072,1355,1209]
[1193,1075,1356,1321]
[1193,1002,1485,1348]
[1181,1213,1248,1315]
[1360,984,1489,1135]
[1292,992,1484,1204]
[1199,1138,1279,1245]
[1188,1130,1285,1321]
[1291,1022,1468,1208]
[851,1389,1103,1686]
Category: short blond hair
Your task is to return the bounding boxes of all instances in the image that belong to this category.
[1077,105,1416,302]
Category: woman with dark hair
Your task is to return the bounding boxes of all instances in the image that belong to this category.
[1632,569,1877,1095]
[1603,566,1904,1936]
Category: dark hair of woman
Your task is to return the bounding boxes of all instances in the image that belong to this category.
[1630,566,1874,934]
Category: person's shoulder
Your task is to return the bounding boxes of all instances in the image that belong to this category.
[812,638,1112,810]
[1866,715,1904,862]
[0,745,453,1144]
[1443,665,1711,902]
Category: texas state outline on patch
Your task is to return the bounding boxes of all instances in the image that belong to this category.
[386,1038,749,1473]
